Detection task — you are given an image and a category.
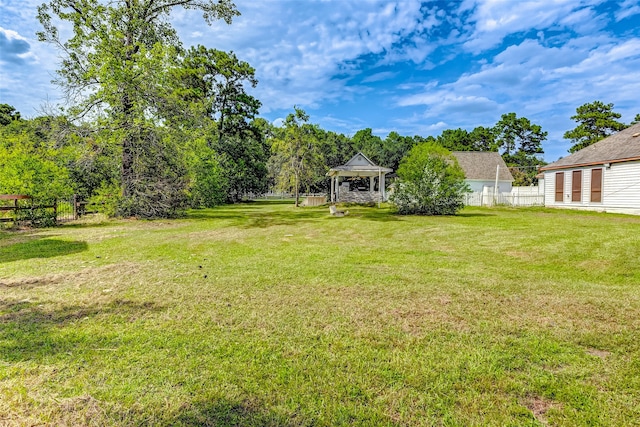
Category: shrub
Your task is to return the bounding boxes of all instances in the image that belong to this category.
[391,143,469,215]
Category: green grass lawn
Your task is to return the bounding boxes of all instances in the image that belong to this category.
[1,201,640,426]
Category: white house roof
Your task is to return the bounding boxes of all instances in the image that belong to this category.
[540,122,640,171]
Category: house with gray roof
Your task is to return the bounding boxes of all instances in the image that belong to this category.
[539,122,640,215]
[451,151,514,193]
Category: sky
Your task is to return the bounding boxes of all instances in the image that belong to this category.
[1,0,639,162]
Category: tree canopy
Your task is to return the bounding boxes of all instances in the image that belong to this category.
[493,113,546,185]
[0,104,21,125]
[564,101,627,153]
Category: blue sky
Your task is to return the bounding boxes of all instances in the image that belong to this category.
[1,0,639,162]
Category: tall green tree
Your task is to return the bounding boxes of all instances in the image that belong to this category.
[270,108,325,207]
[0,104,21,125]
[434,126,497,152]
[468,126,497,151]
[631,114,640,125]
[564,101,627,153]
[436,128,471,151]
[380,131,416,171]
[37,0,239,217]
[351,128,383,163]
[181,46,267,202]
[214,121,269,202]
[302,129,353,194]
[182,46,260,140]
[320,130,354,170]
[184,132,227,208]
[493,113,546,185]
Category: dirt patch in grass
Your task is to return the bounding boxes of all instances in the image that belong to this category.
[523,395,559,426]
[0,395,111,427]
[586,348,611,359]
[0,275,63,289]
[0,262,141,293]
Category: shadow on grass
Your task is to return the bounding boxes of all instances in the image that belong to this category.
[351,210,402,222]
[187,202,325,229]
[0,237,88,263]
[455,212,497,218]
[188,201,405,227]
[174,399,299,427]
[58,220,116,230]
[0,298,162,362]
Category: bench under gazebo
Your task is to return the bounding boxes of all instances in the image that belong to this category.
[327,153,393,203]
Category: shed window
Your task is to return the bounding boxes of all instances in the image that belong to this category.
[572,170,582,202]
[555,172,564,202]
[591,168,602,203]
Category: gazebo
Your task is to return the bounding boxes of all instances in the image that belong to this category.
[327,152,393,203]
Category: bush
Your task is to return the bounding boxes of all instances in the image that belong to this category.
[187,145,228,208]
[88,183,120,217]
[15,205,57,228]
[0,123,73,200]
[391,143,469,215]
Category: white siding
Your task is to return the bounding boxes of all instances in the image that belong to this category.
[583,169,591,203]
[544,160,640,214]
[604,161,640,209]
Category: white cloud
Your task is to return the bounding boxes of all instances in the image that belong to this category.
[615,0,640,21]
[362,71,398,83]
[172,0,441,111]
[460,0,603,53]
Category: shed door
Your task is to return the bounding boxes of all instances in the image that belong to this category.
[555,172,564,202]
[572,170,582,202]
[591,168,602,203]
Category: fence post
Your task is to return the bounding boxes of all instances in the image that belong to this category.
[53,199,58,225]
[73,194,78,220]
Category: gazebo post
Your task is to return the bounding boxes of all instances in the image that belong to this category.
[330,175,335,202]
[378,168,381,206]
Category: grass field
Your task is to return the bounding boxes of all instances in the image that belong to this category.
[1,201,640,426]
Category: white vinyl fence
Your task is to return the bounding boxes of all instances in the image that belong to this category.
[465,186,544,207]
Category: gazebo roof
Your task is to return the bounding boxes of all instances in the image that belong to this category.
[327,152,393,177]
